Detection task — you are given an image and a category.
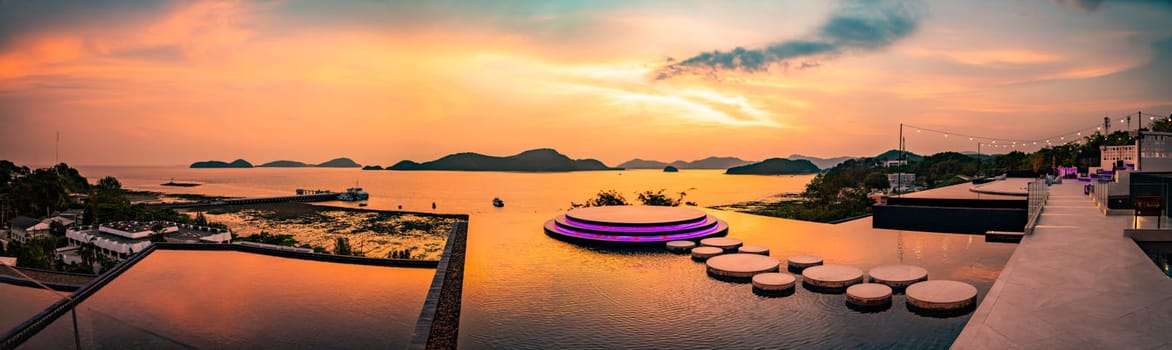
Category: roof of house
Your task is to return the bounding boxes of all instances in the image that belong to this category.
[8,216,39,230]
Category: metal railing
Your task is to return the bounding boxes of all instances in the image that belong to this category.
[1024,180,1049,235]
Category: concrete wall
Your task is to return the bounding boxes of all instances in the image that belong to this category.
[873,205,1027,234]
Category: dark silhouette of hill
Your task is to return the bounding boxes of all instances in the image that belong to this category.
[387,148,616,172]
[316,158,361,168]
[874,149,923,161]
[787,154,854,170]
[258,160,309,167]
[725,158,819,175]
[617,159,670,169]
[190,159,253,168]
[619,156,752,169]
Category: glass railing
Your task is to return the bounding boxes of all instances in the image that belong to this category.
[1025,180,1049,234]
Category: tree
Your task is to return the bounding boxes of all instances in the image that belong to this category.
[238,231,299,246]
[863,172,890,190]
[150,223,168,243]
[636,189,685,206]
[334,237,353,256]
[571,190,629,208]
[1150,115,1172,132]
[96,176,122,193]
[49,220,67,237]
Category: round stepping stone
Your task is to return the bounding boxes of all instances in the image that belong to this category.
[868,264,928,289]
[906,280,978,312]
[752,272,796,292]
[787,255,824,272]
[737,245,770,255]
[691,246,724,261]
[846,283,893,307]
[706,253,780,278]
[802,265,864,289]
[666,240,696,253]
[700,237,743,252]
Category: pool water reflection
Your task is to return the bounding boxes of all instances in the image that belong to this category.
[19,250,433,349]
[460,209,1016,349]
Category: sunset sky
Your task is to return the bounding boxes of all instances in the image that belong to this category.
[1,0,1171,167]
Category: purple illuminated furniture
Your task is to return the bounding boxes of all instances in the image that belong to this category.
[544,206,729,244]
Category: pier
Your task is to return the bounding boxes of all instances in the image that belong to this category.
[151,192,342,209]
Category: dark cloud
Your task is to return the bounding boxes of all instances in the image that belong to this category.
[655,0,923,80]
[1051,0,1172,12]
[0,0,166,50]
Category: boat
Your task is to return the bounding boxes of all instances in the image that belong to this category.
[493,197,504,208]
[338,187,370,201]
[358,201,368,207]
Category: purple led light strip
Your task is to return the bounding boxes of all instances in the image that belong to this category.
[545,220,727,242]
[559,215,714,233]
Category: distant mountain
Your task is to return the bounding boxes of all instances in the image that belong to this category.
[361,165,383,170]
[190,159,253,168]
[959,151,1000,160]
[386,148,617,172]
[258,160,309,167]
[873,149,923,161]
[617,159,670,169]
[787,154,855,170]
[673,156,753,169]
[620,156,752,169]
[317,158,361,168]
[725,158,819,175]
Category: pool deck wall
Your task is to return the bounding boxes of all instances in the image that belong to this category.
[952,183,1172,349]
[409,221,469,350]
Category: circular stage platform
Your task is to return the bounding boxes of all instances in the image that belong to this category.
[846,283,893,307]
[868,264,928,290]
[906,280,978,313]
[802,265,864,290]
[752,272,796,293]
[700,237,743,252]
[706,253,780,278]
[787,255,823,272]
[544,206,729,244]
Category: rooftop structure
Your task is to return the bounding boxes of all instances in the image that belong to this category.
[543,206,729,244]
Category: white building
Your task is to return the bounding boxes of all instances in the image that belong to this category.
[66,221,231,261]
[7,216,42,243]
[883,160,908,167]
[888,173,917,192]
[1101,145,1137,170]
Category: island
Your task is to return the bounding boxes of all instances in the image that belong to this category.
[361,165,384,170]
[618,156,752,169]
[725,158,819,175]
[316,157,362,168]
[386,148,619,172]
[258,160,310,167]
[190,159,253,168]
[617,159,670,169]
[663,166,679,172]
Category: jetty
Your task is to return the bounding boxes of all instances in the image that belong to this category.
[150,191,342,209]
